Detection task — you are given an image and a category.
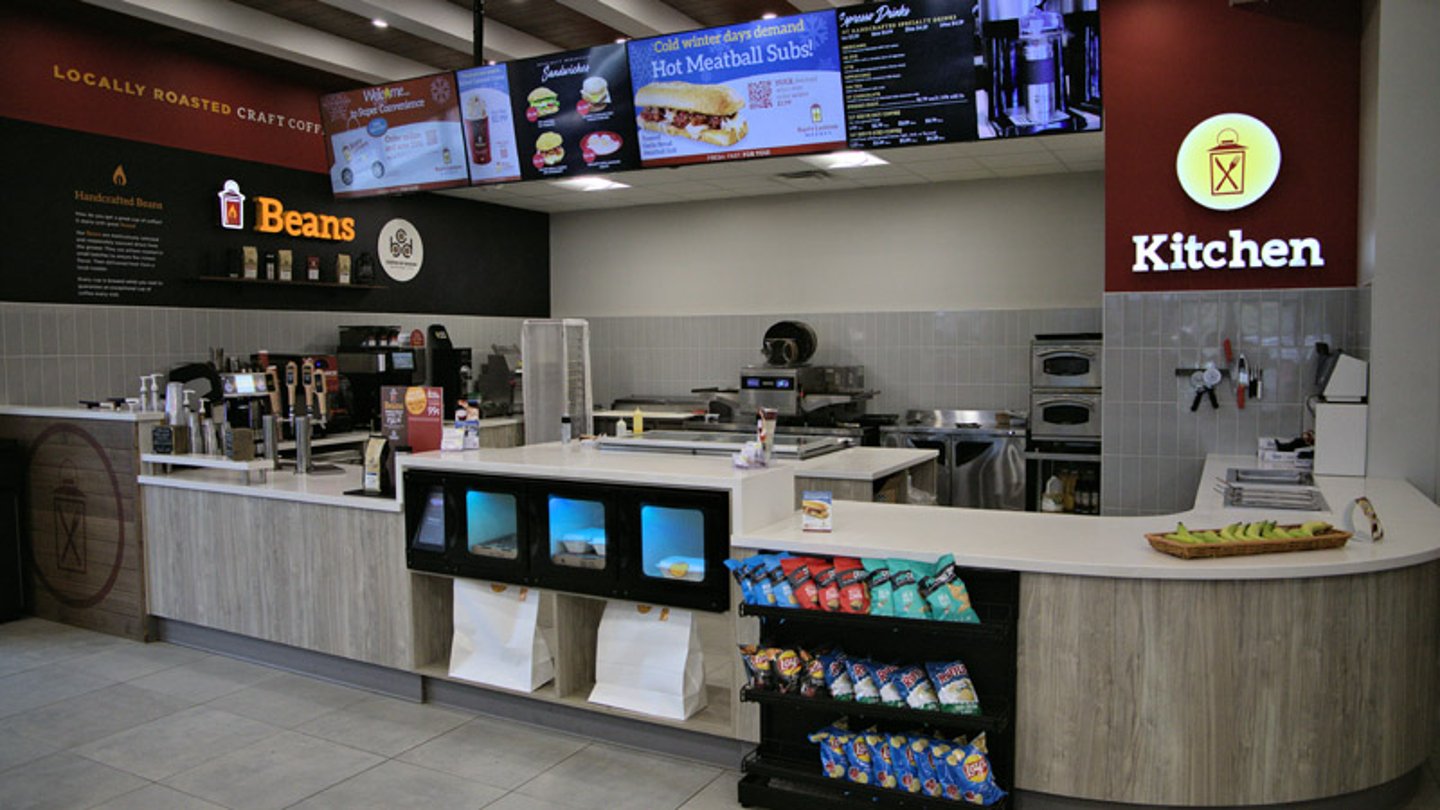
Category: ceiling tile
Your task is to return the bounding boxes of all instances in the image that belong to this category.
[976,153,1063,170]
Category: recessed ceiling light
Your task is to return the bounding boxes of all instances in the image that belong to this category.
[800,150,890,170]
[761,12,778,20]
[371,18,388,28]
[615,37,628,44]
[552,177,630,192]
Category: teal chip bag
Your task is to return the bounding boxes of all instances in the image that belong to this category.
[888,559,932,619]
[862,558,894,617]
[919,555,981,624]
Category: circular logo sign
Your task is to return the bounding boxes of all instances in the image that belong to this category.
[1175,113,1281,211]
[377,218,423,282]
[25,424,127,609]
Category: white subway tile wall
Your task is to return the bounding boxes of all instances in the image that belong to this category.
[1101,288,1369,516]
[0,302,528,409]
[585,308,1102,417]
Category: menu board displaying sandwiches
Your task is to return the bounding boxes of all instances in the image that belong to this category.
[838,1,977,150]
[454,64,524,185]
[627,11,846,167]
[319,73,469,198]
[506,43,641,180]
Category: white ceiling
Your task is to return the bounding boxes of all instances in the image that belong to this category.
[79,0,1104,213]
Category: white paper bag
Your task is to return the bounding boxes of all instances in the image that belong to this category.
[450,579,554,692]
[589,601,707,720]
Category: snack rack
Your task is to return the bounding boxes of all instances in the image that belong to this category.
[736,566,1019,809]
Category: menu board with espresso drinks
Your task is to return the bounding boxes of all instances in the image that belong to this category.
[319,74,469,198]
[838,1,976,150]
[507,44,640,180]
[455,64,523,185]
[628,11,846,167]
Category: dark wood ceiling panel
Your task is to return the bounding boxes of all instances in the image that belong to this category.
[447,0,626,52]
[659,0,793,28]
[230,0,475,72]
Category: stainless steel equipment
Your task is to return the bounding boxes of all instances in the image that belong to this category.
[1028,390,1102,441]
[1031,334,1103,389]
[597,430,848,460]
[738,365,872,423]
[1226,468,1314,487]
[881,410,1027,509]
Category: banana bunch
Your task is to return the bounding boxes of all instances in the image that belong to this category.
[1163,520,1332,544]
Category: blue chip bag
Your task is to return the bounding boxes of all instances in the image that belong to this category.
[843,731,876,785]
[817,649,854,701]
[888,734,920,794]
[745,555,778,605]
[865,661,904,707]
[767,558,798,608]
[950,733,1008,806]
[888,559,932,619]
[862,558,894,617]
[847,658,881,703]
[889,664,940,711]
[724,559,754,605]
[929,740,962,800]
[866,732,898,789]
[908,736,943,798]
[926,660,982,715]
[807,725,849,780]
[918,554,981,623]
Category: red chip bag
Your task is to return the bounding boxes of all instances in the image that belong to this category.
[811,560,842,612]
[833,557,871,614]
[781,557,825,611]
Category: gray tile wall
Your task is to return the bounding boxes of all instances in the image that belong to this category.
[586,308,1102,416]
[1101,288,1367,516]
[0,301,526,407]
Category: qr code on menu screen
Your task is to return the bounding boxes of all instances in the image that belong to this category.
[748,81,773,110]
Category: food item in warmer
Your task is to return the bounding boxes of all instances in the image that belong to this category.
[863,558,895,617]
[919,555,981,623]
[926,660,982,716]
[580,76,610,112]
[635,81,748,146]
[535,132,565,166]
[528,86,560,117]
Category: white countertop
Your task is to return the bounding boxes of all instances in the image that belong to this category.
[0,405,163,423]
[400,441,788,490]
[593,409,702,421]
[791,447,937,481]
[734,455,1440,580]
[139,463,401,512]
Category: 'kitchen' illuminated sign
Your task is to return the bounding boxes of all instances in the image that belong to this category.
[1132,113,1324,273]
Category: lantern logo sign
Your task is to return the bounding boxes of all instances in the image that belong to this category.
[1175,113,1281,211]
[218,180,246,230]
[53,461,87,573]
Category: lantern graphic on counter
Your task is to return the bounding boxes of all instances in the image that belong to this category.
[53,460,88,574]
[1208,129,1247,197]
[810,103,823,123]
[218,180,246,230]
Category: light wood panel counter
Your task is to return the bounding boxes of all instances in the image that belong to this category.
[735,456,1440,807]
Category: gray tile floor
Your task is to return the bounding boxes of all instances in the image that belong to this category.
[0,619,742,810]
[2,618,1437,810]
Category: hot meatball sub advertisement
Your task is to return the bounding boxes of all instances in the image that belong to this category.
[628,11,846,167]
[506,43,641,180]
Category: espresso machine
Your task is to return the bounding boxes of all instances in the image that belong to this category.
[336,326,425,430]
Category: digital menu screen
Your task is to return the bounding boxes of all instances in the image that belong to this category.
[319,73,469,198]
[454,64,524,185]
[838,1,977,150]
[506,43,641,180]
[628,11,847,167]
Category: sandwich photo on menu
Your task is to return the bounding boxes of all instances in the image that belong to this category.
[580,77,610,114]
[528,86,560,118]
[535,131,565,166]
[635,81,748,147]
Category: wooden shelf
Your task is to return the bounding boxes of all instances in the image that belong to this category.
[195,275,385,290]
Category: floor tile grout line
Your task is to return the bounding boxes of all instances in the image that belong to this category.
[277,755,392,810]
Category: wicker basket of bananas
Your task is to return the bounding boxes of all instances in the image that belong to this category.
[1146,520,1350,559]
